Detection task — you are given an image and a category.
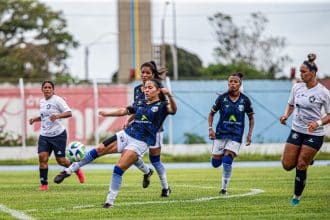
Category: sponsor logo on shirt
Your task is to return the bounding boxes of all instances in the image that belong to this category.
[229,115,237,122]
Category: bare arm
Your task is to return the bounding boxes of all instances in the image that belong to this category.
[29,116,41,125]
[49,111,72,122]
[208,111,216,140]
[246,113,254,146]
[99,107,129,117]
[280,104,294,125]
[307,114,330,133]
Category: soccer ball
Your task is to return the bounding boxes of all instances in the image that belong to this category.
[66,141,87,162]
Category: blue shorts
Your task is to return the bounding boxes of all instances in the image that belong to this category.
[286,130,324,151]
[38,130,67,157]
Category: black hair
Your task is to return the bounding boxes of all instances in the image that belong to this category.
[303,53,318,72]
[41,80,55,89]
[140,61,167,80]
[228,72,244,84]
[145,78,166,101]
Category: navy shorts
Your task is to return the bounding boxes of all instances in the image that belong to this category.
[38,130,67,157]
[286,130,324,151]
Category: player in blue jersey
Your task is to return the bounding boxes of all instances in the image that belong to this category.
[54,79,177,208]
[280,54,330,206]
[29,81,84,190]
[127,61,172,196]
[208,72,254,195]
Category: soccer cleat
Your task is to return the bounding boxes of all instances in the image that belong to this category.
[103,203,113,209]
[220,189,227,195]
[161,187,171,197]
[142,169,154,188]
[75,168,85,184]
[54,171,71,184]
[38,184,48,191]
[290,198,300,206]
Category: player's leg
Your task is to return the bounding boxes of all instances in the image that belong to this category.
[291,135,322,206]
[37,135,50,190]
[54,134,118,184]
[211,139,225,168]
[104,137,148,208]
[282,130,303,171]
[220,140,240,194]
[135,157,153,188]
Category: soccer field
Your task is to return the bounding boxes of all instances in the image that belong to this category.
[0,166,329,219]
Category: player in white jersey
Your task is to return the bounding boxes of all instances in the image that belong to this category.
[29,81,84,190]
[280,54,330,206]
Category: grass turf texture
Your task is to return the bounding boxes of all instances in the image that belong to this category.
[0,166,329,219]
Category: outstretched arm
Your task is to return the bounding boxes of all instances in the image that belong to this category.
[99,107,130,117]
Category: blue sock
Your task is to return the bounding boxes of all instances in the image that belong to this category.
[222,155,233,190]
[150,155,168,189]
[78,148,99,167]
[211,157,222,168]
[106,165,124,204]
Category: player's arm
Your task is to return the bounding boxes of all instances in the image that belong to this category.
[246,113,254,146]
[49,111,72,121]
[208,108,217,140]
[307,113,330,133]
[161,88,177,114]
[29,116,41,125]
[280,104,294,125]
[99,106,134,117]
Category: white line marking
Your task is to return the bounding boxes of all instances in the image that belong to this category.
[0,204,34,220]
[24,188,264,212]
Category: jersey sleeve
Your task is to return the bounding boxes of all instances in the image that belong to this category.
[323,88,330,114]
[211,95,222,113]
[288,84,297,106]
[245,96,254,114]
[56,96,71,113]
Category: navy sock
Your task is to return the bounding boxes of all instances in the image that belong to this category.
[39,168,48,185]
[294,169,307,197]
[211,157,222,168]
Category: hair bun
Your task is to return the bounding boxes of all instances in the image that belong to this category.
[307,53,316,62]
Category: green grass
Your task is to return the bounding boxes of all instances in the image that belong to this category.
[0,166,329,219]
[1,152,330,165]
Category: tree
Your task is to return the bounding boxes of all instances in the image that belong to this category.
[165,44,203,79]
[208,12,291,78]
[0,0,78,82]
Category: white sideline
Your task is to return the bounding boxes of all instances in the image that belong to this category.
[0,204,34,220]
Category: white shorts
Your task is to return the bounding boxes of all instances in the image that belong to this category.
[116,130,148,158]
[212,139,241,156]
[149,131,163,149]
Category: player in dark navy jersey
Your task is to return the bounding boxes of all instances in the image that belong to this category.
[54,79,177,208]
[126,61,172,196]
[208,72,254,195]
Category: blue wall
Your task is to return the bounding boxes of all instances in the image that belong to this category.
[132,80,293,144]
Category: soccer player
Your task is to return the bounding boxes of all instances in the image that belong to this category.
[29,80,84,190]
[126,61,171,196]
[280,54,330,206]
[208,72,254,195]
[54,79,177,208]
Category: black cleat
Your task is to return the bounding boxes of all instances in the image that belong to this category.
[142,169,154,188]
[103,203,113,209]
[54,171,71,184]
[220,189,227,195]
[161,187,171,197]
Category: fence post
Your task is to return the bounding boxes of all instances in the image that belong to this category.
[19,78,26,148]
[93,79,99,145]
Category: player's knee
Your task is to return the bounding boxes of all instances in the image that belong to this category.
[296,161,308,170]
[211,157,222,168]
[222,155,233,165]
[281,160,295,171]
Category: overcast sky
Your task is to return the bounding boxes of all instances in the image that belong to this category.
[42,0,330,80]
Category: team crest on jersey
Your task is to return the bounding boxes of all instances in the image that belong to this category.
[151,106,159,112]
[238,104,244,111]
[309,96,316,103]
[292,132,298,139]
[46,104,51,109]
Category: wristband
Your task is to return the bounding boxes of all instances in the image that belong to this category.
[316,120,323,126]
[208,127,213,130]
